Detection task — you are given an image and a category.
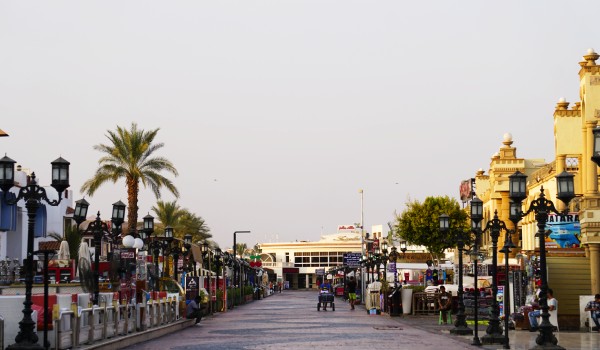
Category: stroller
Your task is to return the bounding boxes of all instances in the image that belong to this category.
[317,287,335,311]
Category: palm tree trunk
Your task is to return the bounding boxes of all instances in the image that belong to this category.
[127,177,139,234]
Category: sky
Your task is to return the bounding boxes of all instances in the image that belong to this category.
[1,1,599,250]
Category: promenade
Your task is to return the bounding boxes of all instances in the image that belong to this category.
[117,290,600,350]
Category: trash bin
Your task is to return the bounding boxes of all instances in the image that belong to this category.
[389,286,402,316]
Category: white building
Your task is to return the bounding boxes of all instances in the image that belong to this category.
[0,166,73,265]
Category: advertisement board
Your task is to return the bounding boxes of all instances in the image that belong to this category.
[545,213,580,248]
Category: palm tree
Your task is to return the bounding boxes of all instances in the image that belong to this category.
[236,243,247,258]
[176,209,211,243]
[152,200,211,243]
[80,123,179,231]
[151,200,183,227]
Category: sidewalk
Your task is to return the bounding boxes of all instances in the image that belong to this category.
[390,312,600,350]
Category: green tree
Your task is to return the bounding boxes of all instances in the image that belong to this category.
[151,200,211,243]
[176,209,211,243]
[393,195,470,262]
[151,200,183,227]
[236,243,247,258]
[80,123,179,231]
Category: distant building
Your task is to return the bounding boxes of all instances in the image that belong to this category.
[258,225,364,289]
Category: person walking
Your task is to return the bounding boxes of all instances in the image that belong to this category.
[346,276,357,310]
[528,288,557,331]
[437,285,452,323]
[186,295,203,324]
[585,293,600,332]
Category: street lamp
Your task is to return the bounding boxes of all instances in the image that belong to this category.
[479,210,508,345]
[381,240,388,283]
[400,240,407,255]
[81,212,109,306]
[500,208,518,350]
[509,170,574,349]
[470,197,483,347]
[439,214,473,336]
[0,155,70,350]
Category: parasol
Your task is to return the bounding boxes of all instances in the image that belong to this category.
[77,242,94,292]
[58,240,70,260]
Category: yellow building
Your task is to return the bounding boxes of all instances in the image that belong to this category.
[472,49,600,330]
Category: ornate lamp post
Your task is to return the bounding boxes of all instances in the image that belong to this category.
[141,214,154,250]
[163,226,174,278]
[479,210,508,345]
[388,246,399,287]
[202,241,211,312]
[0,155,70,350]
[470,197,484,346]
[499,205,518,350]
[439,214,473,336]
[80,212,111,306]
[380,241,388,283]
[75,199,126,305]
[509,170,574,350]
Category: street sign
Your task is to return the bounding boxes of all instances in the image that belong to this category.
[387,262,397,273]
[344,253,361,268]
[315,268,325,276]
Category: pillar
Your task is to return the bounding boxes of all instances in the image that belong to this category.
[590,244,600,294]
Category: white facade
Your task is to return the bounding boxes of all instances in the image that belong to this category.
[259,230,362,289]
[0,168,73,263]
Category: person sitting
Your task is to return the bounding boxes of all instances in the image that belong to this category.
[437,285,452,323]
[585,293,600,332]
[186,295,203,324]
[528,288,557,331]
[320,279,332,292]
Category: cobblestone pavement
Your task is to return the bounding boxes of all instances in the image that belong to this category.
[122,290,599,350]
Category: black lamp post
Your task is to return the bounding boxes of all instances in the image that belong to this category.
[74,199,126,305]
[439,214,473,336]
[509,170,574,350]
[82,212,109,306]
[142,214,154,251]
[479,210,508,345]
[0,155,69,350]
[381,241,388,283]
[470,197,483,347]
[500,207,518,350]
[388,247,399,287]
[163,226,174,278]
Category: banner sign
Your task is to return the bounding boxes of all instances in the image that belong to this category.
[545,212,580,248]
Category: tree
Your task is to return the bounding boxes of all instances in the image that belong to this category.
[393,195,470,262]
[80,123,179,232]
[151,200,211,243]
[236,243,247,258]
[176,209,211,243]
[151,200,183,227]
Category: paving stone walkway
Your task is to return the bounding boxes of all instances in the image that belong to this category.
[122,290,479,350]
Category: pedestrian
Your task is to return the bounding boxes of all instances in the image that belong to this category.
[346,276,357,310]
[528,288,557,331]
[186,295,203,324]
[437,285,452,323]
[585,293,600,332]
[277,281,282,293]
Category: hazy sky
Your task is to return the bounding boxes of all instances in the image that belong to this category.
[1,1,598,249]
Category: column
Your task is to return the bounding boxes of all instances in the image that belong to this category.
[590,244,600,294]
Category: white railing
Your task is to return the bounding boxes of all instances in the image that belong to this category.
[53,299,180,349]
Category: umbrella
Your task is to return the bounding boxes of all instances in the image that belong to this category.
[78,242,94,292]
[58,240,70,260]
